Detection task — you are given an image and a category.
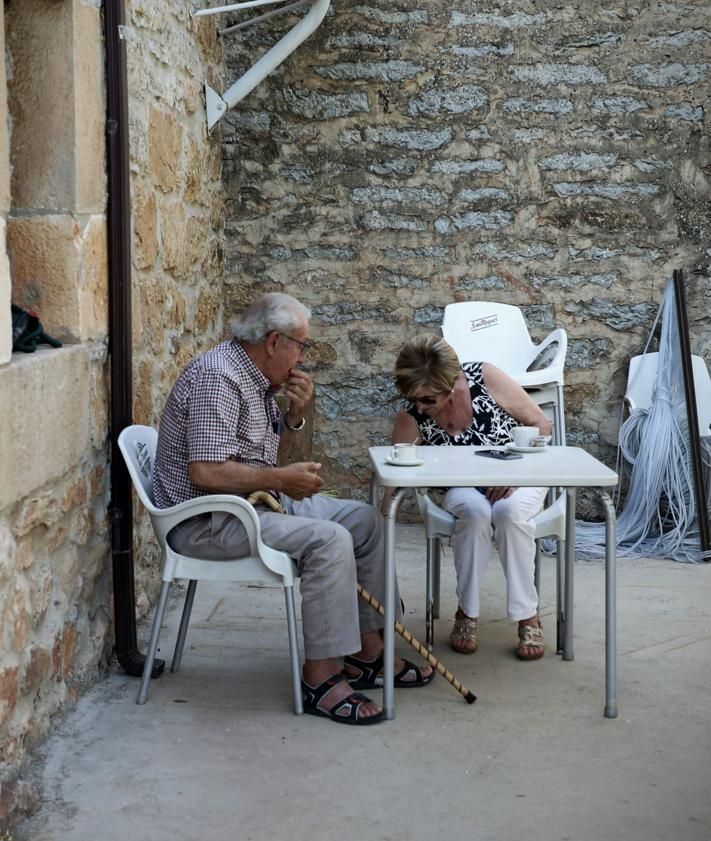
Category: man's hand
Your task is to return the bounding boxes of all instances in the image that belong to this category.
[485,486,515,503]
[283,368,313,426]
[279,461,324,499]
[188,458,323,499]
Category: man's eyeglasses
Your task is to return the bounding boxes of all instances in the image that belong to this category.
[280,333,313,356]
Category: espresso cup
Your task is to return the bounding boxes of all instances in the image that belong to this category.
[390,443,417,462]
[512,426,539,448]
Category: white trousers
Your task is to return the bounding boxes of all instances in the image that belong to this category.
[442,485,548,621]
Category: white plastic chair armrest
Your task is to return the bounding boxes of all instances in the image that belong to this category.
[529,328,567,376]
[532,493,566,541]
[153,494,293,581]
[152,493,258,533]
[150,494,259,536]
[416,490,456,539]
[511,329,567,390]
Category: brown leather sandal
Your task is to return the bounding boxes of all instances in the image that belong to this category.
[450,608,478,654]
[517,624,545,661]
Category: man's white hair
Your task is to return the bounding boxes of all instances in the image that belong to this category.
[231,292,311,344]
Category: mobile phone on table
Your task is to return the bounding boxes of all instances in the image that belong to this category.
[475,449,523,460]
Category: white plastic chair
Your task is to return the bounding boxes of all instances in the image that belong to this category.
[118,424,303,712]
[416,489,566,653]
[624,352,711,435]
[442,301,568,444]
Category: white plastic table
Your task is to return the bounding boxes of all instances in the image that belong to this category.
[368,445,619,720]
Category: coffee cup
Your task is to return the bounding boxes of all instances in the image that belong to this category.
[390,443,417,462]
[511,426,539,448]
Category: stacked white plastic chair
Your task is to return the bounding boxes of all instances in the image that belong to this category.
[442,301,567,444]
[118,425,303,711]
[625,352,711,435]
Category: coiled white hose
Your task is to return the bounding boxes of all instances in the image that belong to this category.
[574,281,711,562]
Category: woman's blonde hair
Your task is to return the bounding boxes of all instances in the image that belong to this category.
[394,335,461,398]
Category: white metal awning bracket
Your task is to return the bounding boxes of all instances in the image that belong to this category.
[195,0,331,131]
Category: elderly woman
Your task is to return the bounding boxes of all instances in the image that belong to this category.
[392,335,552,660]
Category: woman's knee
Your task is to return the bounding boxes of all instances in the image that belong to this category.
[446,492,489,521]
[453,508,492,542]
[492,500,532,532]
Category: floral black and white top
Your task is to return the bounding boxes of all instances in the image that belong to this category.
[406,361,517,447]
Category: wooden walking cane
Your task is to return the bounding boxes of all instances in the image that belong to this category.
[357,584,476,704]
[246,492,476,704]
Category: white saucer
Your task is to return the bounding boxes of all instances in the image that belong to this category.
[385,456,425,467]
[506,444,547,454]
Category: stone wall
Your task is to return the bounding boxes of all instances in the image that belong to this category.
[0,1,111,826]
[125,0,225,609]
[0,11,11,365]
[0,0,225,829]
[221,1,710,507]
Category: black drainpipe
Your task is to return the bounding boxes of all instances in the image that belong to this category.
[105,0,164,678]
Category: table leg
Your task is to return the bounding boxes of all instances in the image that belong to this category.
[598,491,618,719]
[555,537,564,655]
[384,488,406,720]
[369,474,379,507]
[563,487,576,661]
[425,537,436,650]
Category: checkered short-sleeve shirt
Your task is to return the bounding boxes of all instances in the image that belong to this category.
[153,339,281,508]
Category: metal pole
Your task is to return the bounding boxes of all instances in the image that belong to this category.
[383,488,406,719]
[672,269,711,558]
[563,487,576,661]
[600,492,618,719]
[105,0,164,677]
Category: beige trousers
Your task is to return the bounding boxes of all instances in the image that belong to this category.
[168,494,400,661]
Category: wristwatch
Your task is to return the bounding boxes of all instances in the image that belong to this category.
[284,415,306,432]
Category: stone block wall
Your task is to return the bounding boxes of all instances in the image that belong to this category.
[0,1,112,825]
[126,0,225,606]
[221,1,710,506]
[0,15,10,365]
[1,0,225,829]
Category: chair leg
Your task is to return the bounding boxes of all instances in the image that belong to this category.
[137,580,171,705]
[171,579,198,673]
[425,538,434,649]
[555,385,566,445]
[432,539,442,619]
[534,539,542,602]
[284,585,303,715]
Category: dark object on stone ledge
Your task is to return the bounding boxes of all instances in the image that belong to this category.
[10,304,63,353]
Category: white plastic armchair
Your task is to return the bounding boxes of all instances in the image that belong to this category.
[442,301,568,444]
[118,424,302,712]
[625,352,711,436]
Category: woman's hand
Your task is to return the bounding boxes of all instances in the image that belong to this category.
[485,486,515,502]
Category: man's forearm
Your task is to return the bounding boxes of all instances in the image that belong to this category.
[188,460,284,494]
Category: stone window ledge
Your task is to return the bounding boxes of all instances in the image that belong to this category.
[0,344,92,509]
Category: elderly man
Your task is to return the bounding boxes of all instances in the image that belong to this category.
[153,293,432,725]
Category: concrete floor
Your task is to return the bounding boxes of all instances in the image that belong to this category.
[16,525,711,841]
